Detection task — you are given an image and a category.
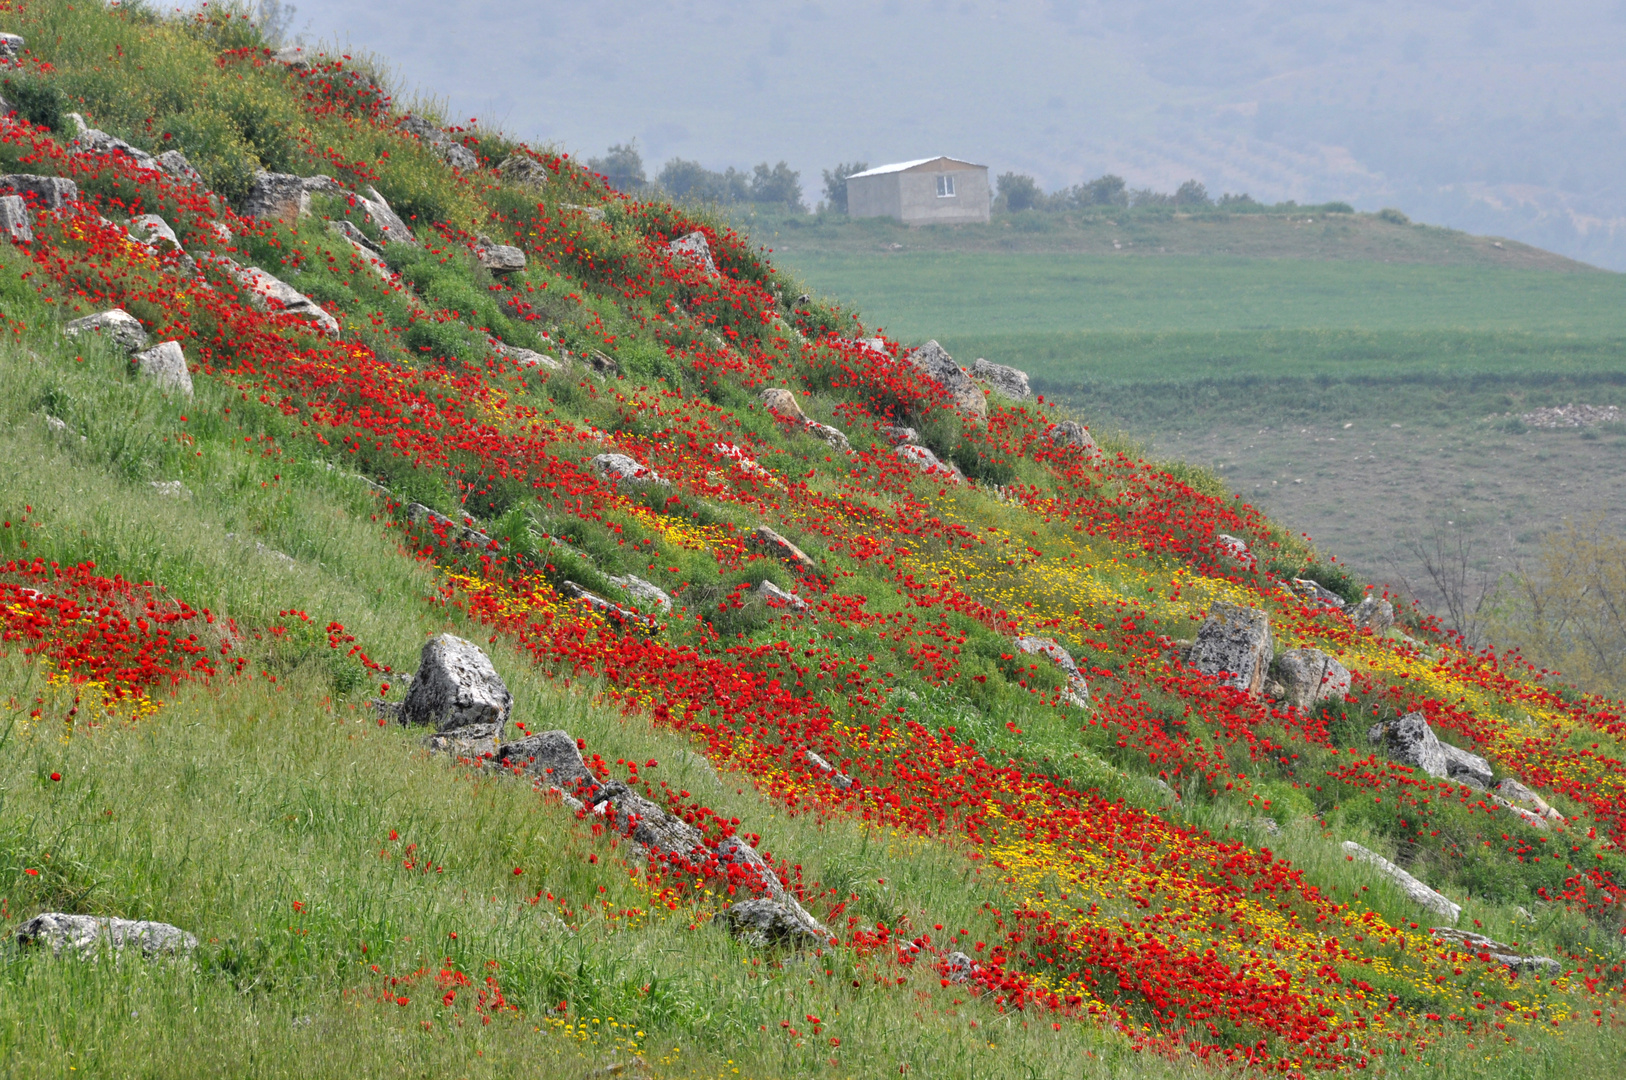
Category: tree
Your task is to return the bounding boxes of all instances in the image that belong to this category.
[749,161,804,210]
[248,0,304,48]
[1174,179,1212,207]
[1394,521,1497,649]
[587,141,646,192]
[996,172,1042,212]
[1079,173,1127,207]
[821,161,868,213]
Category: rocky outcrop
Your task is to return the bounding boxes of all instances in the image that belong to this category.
[399,634,513,746]
[1014,635,1090,707]
[759,388,849,451]
[753,579,809,613]
[1271,648,1351,709]
[1290,578,1347,609]
[1047,421,1097,453]
[1187,603,1273,694]
[406,502,494,548]
[1369,712,1495,790]
[130,213,179,251]
[398,114,478,170]
[66,308,148,352]
[748,525,819,578]
[560,581,651,627]
[0,174,78,209]
[328,219,393,281]
[723,898,826,949]
[1495,778,1565,827]
[498,154,549,189]
[942,950,975,983]
[1215,534,1251,560]
[894,443,963,483]
[1352,596,1395,633]
[132,340,192,396]
[972,358,1031,400]
[493,342,559,370]
[241,172,311,221]
[357,186,419,247]
[474,235,526,273]
[906,341,986,420]
[879,424,918,446]
[0,193,29,241]
[1342,841,1460,922]
[806,421,850,452]
[208,255,340,339]
[668,231,718,276]
[0,32,24,59]
[17,913,197,958]
[1428,927,1560,975]
[156,150,202,183]
[68,118,161,172]
[804,749,855,790]
[609,574,672,613]
[590,452,666,485]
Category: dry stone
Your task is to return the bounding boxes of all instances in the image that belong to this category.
[879,424,918,445]
[804,749,855,790]
[0,174,78,209]
[1496,778,1565,826]
[1048,420,1097,453]
[590,452,666,485]
[498,154,549,188]
[0,32,23,59]
[1291,578,1347,609]
[753,578,809,613]
[66,308,148,352]
[761,387,809,424]
[1215,534,1251,560]
[972,358,1031,400]
[560,581,649,627]
[406,502,493,548]
[1187,603,1273,694]
[1427,928,1559,975]
[894,443,963,483]
[17,913,196,958]
[1272,648,1352,709]
[906,340,986,420]
[1369,711,1495,789]
[609,574,672,613]
[357,185,419,247]
[156,150,202,183]
[132,340,192,396]
[209,255,340,338]
[1014,635,1090,707]
[474,235,526,273]
[668,231,718,276]
[943,951,975,983]
[722,898,826,949]
[1352,597,1395,633]
[749,525,819,577]
[492,729,601,799]
[0,193,29,241]
[399,634,512,742]
[72,124,160,171]
[1342,842,1460,922]
[494,342,560,370]
[241,172,310,221]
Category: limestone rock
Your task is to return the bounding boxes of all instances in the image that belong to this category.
[584,350,620,377]
[1427,928,1558,975]
[879,424,918,445]
[1047,421,1097,452]
[609,574,672,613]
[241,172,310,221]
[474,236,526,273]
[1188,603,1273,694]
[905,340,986,420]
[761,387,809,424]
[1215,534,1251,560]
[493,729,601,799]
[399,634,513,742]
[1496,778,1565,826]
[66,308,147,352]
[1271,648,1352,709]
[1291,578,1347,609]
[1439,741,1495,790]
[441,143,478,170]
[328,220,393,281]
[894,443,963,483]
[301,174,343,195]
[329,218,381,254]
[406,502,493,548]
[972,358,1031,400]
[17,913,197,959]
[806,422,850,452]
[156,150,202,183]
[590,452,666,485]
[1342,841,1460,922]
[0,193,29,241]
[398,115,478,170]
[0,32,24,59]
[1369,711,1494,789]
[1352,596,1395,633]
[1014,635,1090,707]
[560,581,649,627]
[804,749,855,790]
[357,185,419,247]
[498,154,549,188]
[942,951,975,983]
[753,578,809,613]
[748,525,819,577]
[560,203,606,222]
[132,340,193,396]
[209,255,340,339]
[73,125,159,171]
[668,231,718,276]
[0,174,78,209]
[494,342,559,370]
[722,898,826,949]
[130,213,180,251]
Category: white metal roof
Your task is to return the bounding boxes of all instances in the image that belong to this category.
[847,157,984,179]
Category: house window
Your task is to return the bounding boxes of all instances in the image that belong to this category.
[936,174,956,198]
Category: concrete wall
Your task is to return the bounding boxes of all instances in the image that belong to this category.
[847,163,990,225]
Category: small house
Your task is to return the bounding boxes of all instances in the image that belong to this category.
[846,157,990,226]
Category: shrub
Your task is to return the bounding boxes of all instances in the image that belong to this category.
[1378,207,1411,225]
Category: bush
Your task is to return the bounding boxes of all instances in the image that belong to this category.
[1378,207,1411,225]
[0,74,66,132]
[820,161,868,213]
[997,172,1041,212]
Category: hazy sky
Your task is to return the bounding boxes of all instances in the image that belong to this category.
[292,0,1626,268]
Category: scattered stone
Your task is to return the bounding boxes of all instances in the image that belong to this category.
[272,44,313,69]
[1046,420,1097,453]
[65,308,148,352]
[1369,711,1494,789]
[878,424,918,445]
[72,124,160,171]
[399,634,512,743]
[0,32,24,59]
[131,340,193,396]
[805,422,850,452]
[722,898,826,949]
[474,235,526,273]
[357,185,419,247]
[498,154,550,188]
[156,150,202,183]
[905,340,986,420]
[0,174,78,209]
[748,525,819,577]
[972,358,1030,400]
[1014,635,1091,707]
[584,350,620,377]
[17,913,197,959]
[406,502,493,548]
[1519,403,1620,429]
[241,172,310,221]
[1215,534,1250,560]
[1342,841,1460,922]
[1187,603,1273,694]
[803,749,855,790]
[43,414,67,434]
[301,174,343,195]
[559,580,650,627]
[609,574,673,613]
[894,443,964,483]
[711,442,777,483]
[560,203,606,222]
[207,255,340,338]
[328,220,393,281]
[1271,648,1352,709]
[1351,596,1395,633]
[668,231,718,276]
[761,387,809,424]
[493,342,559,370]
[150,480,187,498]
[589,452,666,485]
[752,578,809,613]
[200,222,233,247]
[492,729,599,798]
[398,115,479,170]
[1290,578,1346,609]
[1428,927,1560,974]
[0,193,29,241]
[1496,778,1565,826]
[942,951,975,983]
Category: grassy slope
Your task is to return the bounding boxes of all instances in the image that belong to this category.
[0,5,1621,1078]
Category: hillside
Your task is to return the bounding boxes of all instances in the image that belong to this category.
[0,4,1623,1079]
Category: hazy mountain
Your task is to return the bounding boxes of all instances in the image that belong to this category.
[297,0,1626,268]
